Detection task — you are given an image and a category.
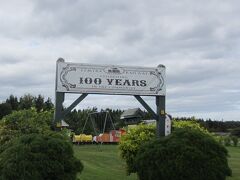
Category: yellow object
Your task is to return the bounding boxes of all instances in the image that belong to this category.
[73,134,92,142]
[56,122,61,128]
[160,110,165,115]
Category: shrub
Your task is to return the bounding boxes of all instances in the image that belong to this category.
[214,135,224,145]
[0,109,52,145]
[0,133,83,180]
[224,136,231,146]
[119,120,212,175]
[231,136,238,147]
[173,120,210,135]
[135,129,231,180]
[119,124,155,174]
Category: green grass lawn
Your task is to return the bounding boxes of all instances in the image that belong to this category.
[227,147,240,180]
[74,145,240,180]
[74,145,137,180]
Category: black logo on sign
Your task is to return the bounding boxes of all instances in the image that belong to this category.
[104,67,124,74]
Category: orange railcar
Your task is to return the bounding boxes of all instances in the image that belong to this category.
[93,129,126,143]
[96,133,110,143]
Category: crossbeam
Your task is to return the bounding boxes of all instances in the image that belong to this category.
[134,95,158,120]
[63,93,88,116]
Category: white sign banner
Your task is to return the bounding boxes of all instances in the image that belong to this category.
[56,59,166,96]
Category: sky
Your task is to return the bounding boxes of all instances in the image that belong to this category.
[0,0,239,121]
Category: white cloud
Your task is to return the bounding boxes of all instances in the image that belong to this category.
[0,0,240,120]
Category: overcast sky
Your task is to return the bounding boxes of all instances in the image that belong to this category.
[0,0,239,120]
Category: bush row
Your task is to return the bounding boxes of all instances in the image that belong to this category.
[119,120,232,180]
[0,109,83,180]
[215,135,239,147]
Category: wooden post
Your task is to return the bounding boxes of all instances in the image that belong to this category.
[156,96,165,137]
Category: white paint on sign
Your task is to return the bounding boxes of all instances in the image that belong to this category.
[56,59,166,96]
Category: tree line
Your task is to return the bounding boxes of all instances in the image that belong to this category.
[0,94,54,119]
[173,117,240,132]
[0,94,240,133]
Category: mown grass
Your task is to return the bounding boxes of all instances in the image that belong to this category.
[74,144,240,180]
[227,146,240,180]
[74,145,137,180]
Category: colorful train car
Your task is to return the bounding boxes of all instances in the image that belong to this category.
[73,129,126,144]
[94,129,126,143]
[73,134,93,143]
[96,133,110,143]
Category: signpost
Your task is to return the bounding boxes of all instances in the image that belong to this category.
[54,58,166,137]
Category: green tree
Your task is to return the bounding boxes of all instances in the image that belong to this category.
[6,95,19,110]
[224,136,231,146]
[65,108,124,135]
[65,108,98,135]
[231,127,240,137]
[0,109,52,145]
[0,103,12,120]
[119,124,155,174]
[0,133,83,180]
[135,129,232,180]
[19,94,34,110]
[34,94,44,112]
[231,136,238,147]
[44,97,54,111]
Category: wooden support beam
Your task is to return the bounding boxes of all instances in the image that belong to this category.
[63,93,88,117]
[134,95,157,120]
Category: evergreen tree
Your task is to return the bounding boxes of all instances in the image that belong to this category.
[19,94,34,110]
[43,97,54,111]
[0,103,12,119]
[6,95,18,110]
[34,94,44,112]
